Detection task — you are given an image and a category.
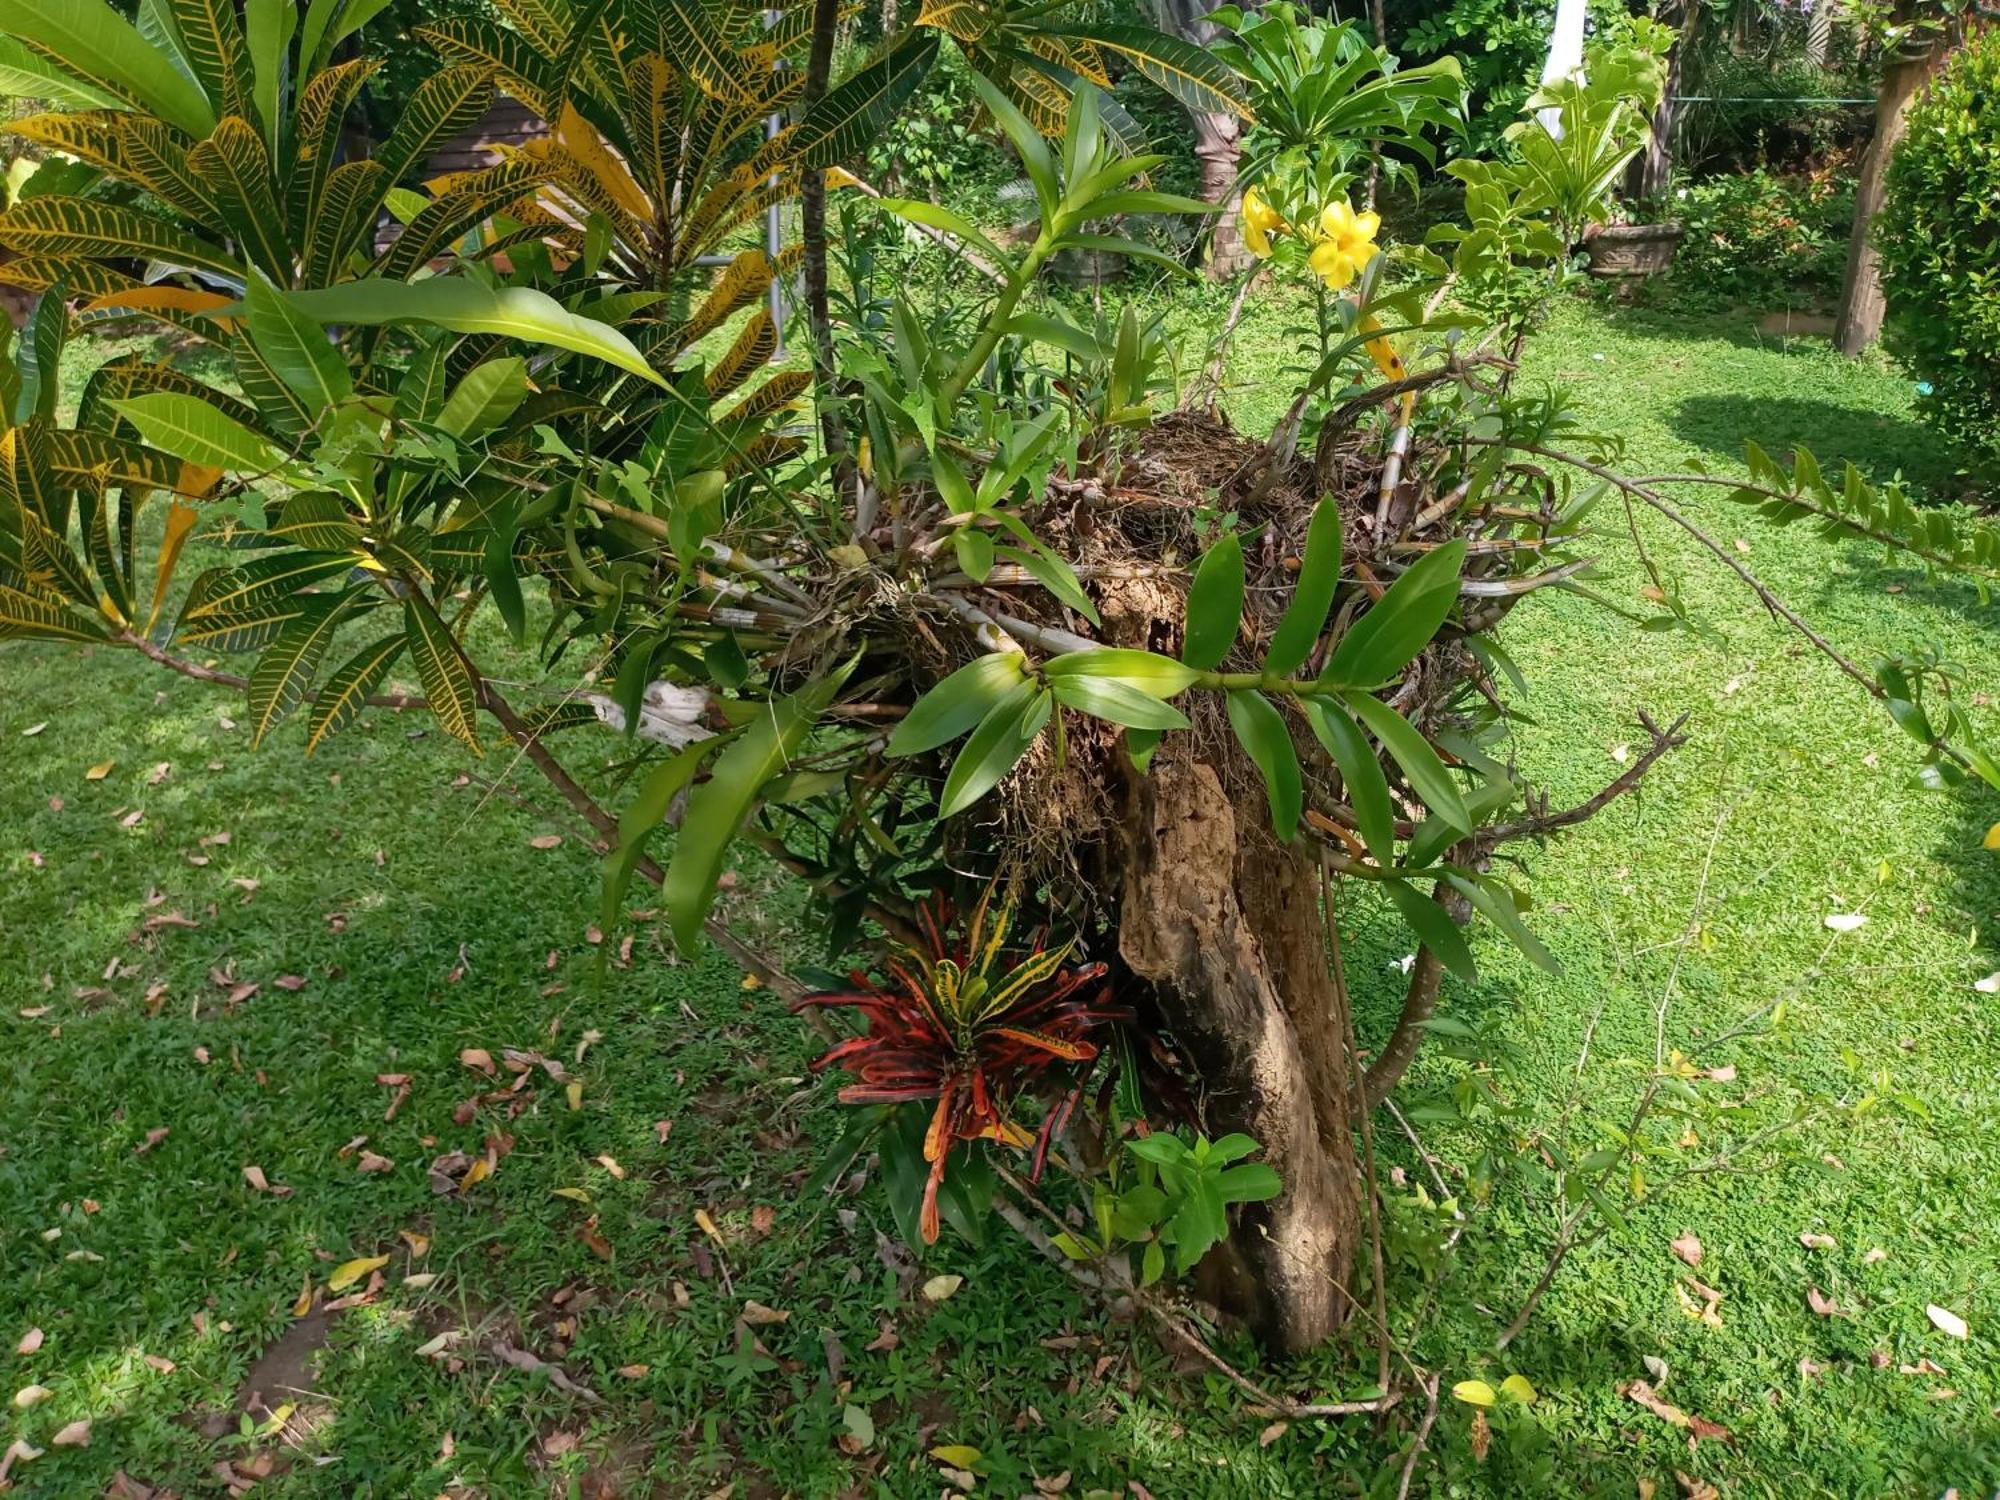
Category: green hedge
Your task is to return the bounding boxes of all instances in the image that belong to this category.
[1879,28,2000,466]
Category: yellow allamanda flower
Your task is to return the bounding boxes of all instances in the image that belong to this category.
[1240,184,1283,259]
[1307,197,1382,291]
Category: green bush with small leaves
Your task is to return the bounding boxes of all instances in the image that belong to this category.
[1879,26,2000,466]
[1665,167,1855,313]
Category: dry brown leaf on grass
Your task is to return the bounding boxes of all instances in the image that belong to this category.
[51,1419,89,1448]
[12,1384,52,1408]
[1807,1286,1842,1318]
[134,1127,168,1155]
[1674,1280,1724,1328]
[1799,1232,1837,1251]
[741,1301,789,1326]
[15,1328,42,1356]
[1670,1232,1702,1268]
[491,1342,600,1401]
[1617,1380,1730,1443]
[0,1439,42,1483]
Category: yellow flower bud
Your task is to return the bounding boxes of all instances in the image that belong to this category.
[1240,184,1283,259]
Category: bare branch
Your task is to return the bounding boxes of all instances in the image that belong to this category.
[120,630,426,710]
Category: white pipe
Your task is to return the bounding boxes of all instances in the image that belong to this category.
[1538,0,1589,138]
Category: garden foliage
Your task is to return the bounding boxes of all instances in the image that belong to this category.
[1879,23,2000,466]
[3,0,1999,1366]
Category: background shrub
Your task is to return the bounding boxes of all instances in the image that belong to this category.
[1395,0,1634,154]
[1879,26,2000,466]
[1665,165,1855,312]
[1674,48,1873,177]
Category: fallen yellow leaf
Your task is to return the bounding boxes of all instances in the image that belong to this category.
[85,761,115,781]
[1985,823,2000,852]
[328,1254,390,1293]
[566,1080,583,1111]
[459,1157,492,1191]
[291,1272,314,1318]
[595,1154,625,1180]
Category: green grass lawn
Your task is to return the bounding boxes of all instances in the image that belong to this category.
[4,295,1998,1497]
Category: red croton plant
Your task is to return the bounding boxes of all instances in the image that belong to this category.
[799,894,1124,1242]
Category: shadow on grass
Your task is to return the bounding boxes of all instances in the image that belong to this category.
[1669,394,1953,494]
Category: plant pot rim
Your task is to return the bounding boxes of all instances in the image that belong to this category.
[1588,220,1686,241]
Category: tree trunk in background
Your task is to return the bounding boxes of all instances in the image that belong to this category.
[1627,0,1698,203]
[1116,750,1361,1355]
[1807,0,1835,66]
[1195,113,1252,277]
[1149,0,1254,278]
[799,0,847,462]
[1835,5,1949,357]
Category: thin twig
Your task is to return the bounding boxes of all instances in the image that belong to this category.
[1393,1374,1442,1500]
[986,1161,1401,1422]
[1488,442,1885,700]
[120,630,426,710]
[1495,795,1735,1350]
[1481,711,1689,843]
[1189,265,1265,413]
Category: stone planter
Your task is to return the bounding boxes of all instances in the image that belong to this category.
[1047,244,1127,289]
[1582,221,1685,280]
